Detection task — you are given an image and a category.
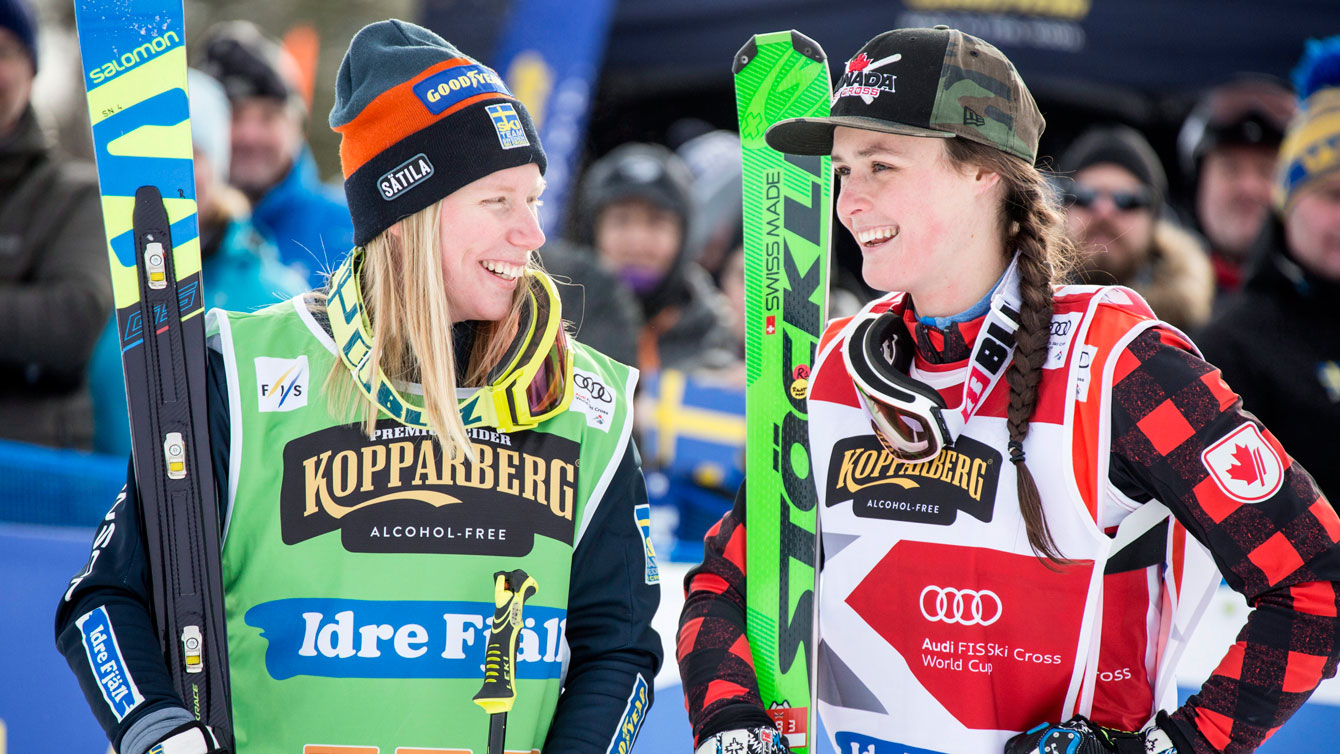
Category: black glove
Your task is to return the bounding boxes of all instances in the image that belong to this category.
[1004,714,1180,754]
[694,726,790,754]
[145,720,228,754]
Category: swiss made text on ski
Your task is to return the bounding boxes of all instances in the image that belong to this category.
[734,30,832,754]
[73,0,232,744]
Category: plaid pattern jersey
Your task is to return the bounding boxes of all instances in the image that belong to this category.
[677,319,1340,754]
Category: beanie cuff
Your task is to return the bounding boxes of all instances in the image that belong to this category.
[344,99,547,246]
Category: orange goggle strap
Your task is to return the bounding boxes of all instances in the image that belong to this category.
[327,247,572,432]
[843,254,1024,462]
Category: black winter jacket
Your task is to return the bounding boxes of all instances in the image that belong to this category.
[0,107,112,448]
[1197,217,1340,500]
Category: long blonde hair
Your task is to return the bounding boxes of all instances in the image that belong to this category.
[316,199,538,460]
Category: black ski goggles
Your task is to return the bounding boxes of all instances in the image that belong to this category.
[843,310,953,463]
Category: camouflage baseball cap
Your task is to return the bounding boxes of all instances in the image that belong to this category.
[766,26,1044,164]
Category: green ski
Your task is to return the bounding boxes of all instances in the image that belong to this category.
[734,30,832,753]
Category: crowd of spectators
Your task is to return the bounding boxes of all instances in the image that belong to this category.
[2,0,1335,525]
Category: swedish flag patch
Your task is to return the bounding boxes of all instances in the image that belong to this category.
[635,503,659,584]
[487,103,530,150]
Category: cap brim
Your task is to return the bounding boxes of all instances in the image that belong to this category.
[765,116,955,156]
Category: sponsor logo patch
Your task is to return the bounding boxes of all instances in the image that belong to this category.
[1074,344,1097,403]
[847,541,1093,732]
[1201,422,1284,503]
[244,598,565,681]
[412,62,510,115]
[634,503,659,584]
[834,51,902,104]
[281,421,579,555]
[605,673,649,754]
[571,369,615,431]
[76,606,144,721]
[826,434,1000,525]
[836,732,943,754]
[766,702,808,748]
[377,153,434,201]
[487,102,530,149]
[1045,312,1081,370]
[256,355,308,412]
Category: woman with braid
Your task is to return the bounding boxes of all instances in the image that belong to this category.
[679,27,1340,754]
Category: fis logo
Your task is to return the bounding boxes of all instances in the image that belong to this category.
[487,103,530,150]
[256,356,309,412]
[635,504,659,584]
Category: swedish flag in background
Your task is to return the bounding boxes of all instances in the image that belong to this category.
[640,370,746,560]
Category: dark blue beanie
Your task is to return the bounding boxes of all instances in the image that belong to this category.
[330,19,546,246]
[0,0,37,72]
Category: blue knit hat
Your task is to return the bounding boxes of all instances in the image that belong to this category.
[0,0,37,72]
[330,20,546,246]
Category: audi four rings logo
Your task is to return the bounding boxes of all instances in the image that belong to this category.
[574,373,612,403]
[919,585,1003,626]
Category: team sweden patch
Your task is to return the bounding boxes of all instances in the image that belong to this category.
[605,672,650,754]
[76,606,144,721]
[255,355,308,412]
[635,503,659,584]
[487,103,530,149]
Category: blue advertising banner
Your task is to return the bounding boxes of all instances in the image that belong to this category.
[0,525,111,754]
[490,0,618,235]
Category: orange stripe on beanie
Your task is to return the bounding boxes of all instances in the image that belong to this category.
[330,20,546,246]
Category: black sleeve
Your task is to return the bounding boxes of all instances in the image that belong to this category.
[678,481,776,744]
[543,441,663,754]
[1106,327,1340,753]
[53,348,231,751]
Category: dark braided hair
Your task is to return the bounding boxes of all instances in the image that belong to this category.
[944,138,1079,566]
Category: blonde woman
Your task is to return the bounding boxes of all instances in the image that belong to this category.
[57,21,659,754]
[680,27,1340,754]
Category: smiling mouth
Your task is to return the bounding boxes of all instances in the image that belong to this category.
[481,260,523,280]
[857,225,898,247]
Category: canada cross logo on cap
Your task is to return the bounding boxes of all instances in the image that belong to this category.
[1200,422,1284,503]
[833,50,903,105]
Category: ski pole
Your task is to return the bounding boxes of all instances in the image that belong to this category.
[474,569,538,754]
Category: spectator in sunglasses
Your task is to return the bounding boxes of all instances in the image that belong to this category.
[1198,36,1340,502]
[1178,77,1296,298]
[1060,125,1214,332]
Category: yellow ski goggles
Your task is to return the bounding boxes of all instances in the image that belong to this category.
[328,248,573,433]
[459,270,573,432]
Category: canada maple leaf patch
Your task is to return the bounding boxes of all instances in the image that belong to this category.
[1201,423,1283,503]
[847,53,872,72]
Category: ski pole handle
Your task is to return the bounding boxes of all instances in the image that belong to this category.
[473,569,538,714]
